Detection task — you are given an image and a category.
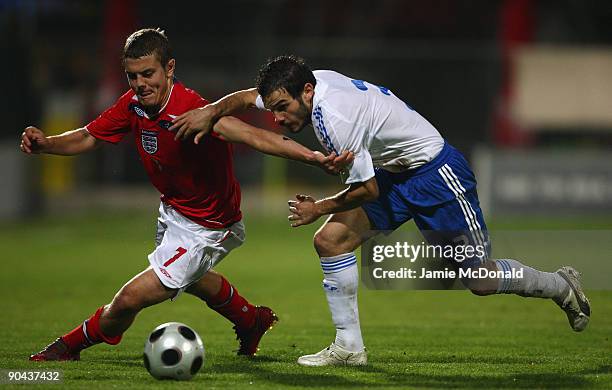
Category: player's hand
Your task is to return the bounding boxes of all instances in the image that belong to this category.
[20,126,48,154]
[314,150,354,175]
[170,106,216,144]
[288,194,321,227]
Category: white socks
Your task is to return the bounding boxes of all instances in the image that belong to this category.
[320,253,365,352]
[496,259,569,299]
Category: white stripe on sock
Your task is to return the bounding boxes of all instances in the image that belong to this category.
[82,320,94,346]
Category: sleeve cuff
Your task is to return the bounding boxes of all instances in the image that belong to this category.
[344,171,375,185]
[255,94,266,110]
[83,125,120,145]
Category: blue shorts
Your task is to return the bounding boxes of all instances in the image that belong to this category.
[362,143,490,264]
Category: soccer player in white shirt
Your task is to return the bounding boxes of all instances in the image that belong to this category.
[171,55,591,367]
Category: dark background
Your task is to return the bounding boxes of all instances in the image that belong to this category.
[2,0,612,188]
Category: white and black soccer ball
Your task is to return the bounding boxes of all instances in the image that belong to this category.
[143,322,205,381]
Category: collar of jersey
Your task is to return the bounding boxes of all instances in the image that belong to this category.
[312,73,328,113]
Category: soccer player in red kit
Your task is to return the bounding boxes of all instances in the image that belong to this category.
[22,28,346,361]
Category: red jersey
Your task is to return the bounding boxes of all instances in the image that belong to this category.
[85,81,242,228]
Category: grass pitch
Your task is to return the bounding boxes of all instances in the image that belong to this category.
[0,210,610,389]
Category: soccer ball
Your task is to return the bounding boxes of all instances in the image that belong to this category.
[143,322,205,380]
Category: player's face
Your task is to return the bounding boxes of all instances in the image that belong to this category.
[125,54,175,110]
[263,84,314,133]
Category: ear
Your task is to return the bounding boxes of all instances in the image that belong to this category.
[302,82,315,103]
[165,58,176,79]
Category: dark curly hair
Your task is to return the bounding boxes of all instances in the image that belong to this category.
[255,55,316,99]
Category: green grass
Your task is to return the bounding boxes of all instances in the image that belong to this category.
[0,210,610,389]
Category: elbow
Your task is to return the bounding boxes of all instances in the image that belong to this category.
[214,116,233,132]
[362,178,379,202]
[214,116,249,143]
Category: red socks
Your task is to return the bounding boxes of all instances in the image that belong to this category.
[61,279,255,354]
[62,306,122,353]
[206,277,256,330]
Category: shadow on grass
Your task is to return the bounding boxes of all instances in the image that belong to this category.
[377,353,549,365]
[205,357,607,389]
[72,351,609,388]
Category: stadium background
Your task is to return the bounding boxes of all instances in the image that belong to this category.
[1,1,611,388]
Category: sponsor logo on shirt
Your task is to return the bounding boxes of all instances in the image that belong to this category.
[129,102,147,118]
[141,129,158,154]
[158,120,172,130]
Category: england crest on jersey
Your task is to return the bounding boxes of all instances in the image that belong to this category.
[141,130,158,154]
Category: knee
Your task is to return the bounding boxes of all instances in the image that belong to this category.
[461,277,496,296]
[313,229,346,257]
[313,229,356,257]
[468,285,492,296]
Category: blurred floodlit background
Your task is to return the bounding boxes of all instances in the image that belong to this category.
[1,0,612,220]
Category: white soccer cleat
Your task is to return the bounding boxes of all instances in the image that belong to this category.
[554,266,591,332]
[297,343,367,367]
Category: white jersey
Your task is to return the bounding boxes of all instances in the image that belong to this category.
[256,70,445,184]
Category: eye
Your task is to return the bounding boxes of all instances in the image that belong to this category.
[127,73,136,80]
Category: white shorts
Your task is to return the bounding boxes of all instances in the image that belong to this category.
[148,202,245,293]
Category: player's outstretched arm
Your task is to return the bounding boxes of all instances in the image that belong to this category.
[287,178,379,227]
[20,126,99,156]
[171,88,259,144]
[213,116,352,174]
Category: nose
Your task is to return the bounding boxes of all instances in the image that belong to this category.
[273,112,286,126]
[135,75,146,89]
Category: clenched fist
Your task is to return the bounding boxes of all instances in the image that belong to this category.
[20,126,49,154]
